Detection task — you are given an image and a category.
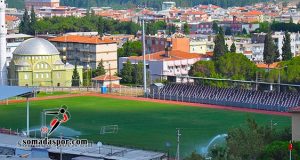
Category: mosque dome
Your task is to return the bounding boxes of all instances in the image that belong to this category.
[13,38,60,55]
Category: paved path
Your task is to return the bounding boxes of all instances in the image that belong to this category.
[0,93,291,117]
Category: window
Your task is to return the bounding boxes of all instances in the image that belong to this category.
[24,74,28,80]
[57,73,61,78]
[45,64,48,69]
[36,74,39,78]
[41,63,44,69]
[41,73,44,78]
[37,64,40,69]
[46,73,49,78]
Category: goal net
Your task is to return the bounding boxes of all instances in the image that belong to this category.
[100,125,118,135]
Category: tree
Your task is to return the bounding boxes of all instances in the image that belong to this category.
[183,23,190,35]
[93,59,106,77]
[212,21,219,34]
[19,9,30,34]
[189,61,216,77]
[242,28,247,34]
[216,53,257,80]
[117,41,142,57]
[29,6,36,35]
[97,17,104,36]
[263,31,277,68]
[227,118,273,160]
[213,28,227,60]
[230,42,236,53]
[184,152,205,160]
[132,61,143,84]
[225,27,232,35]
[282,31,292,61]
[71,63,80,86]
[120,60,133,83]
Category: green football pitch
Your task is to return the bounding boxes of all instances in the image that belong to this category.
[0,96,291,157]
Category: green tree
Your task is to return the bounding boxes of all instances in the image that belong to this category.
[29,6,36,35]
[189,61,216,77]
[282,31,292,61]
[225,27,232,35]
[120,60,133,83]
[230,42,236,53]
[263,31,277,68]
[117,41,142,57]
[184,152,205,160]
[216,53,257,80]
[133,61,143,84]
[242,28,247,34]
[97,17,104,36]
[227,118,273,160]
[71,63,80,86]
[93,59,106,77]
[19,9,30,34]
[212,21,219,34]
[213,28,227,60]
[183,23,190,35]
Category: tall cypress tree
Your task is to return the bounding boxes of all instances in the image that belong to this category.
[30,6,36,35]
[183,23,190,35]
[213,28,227,60]
[263,31,276,68]
[19,9,30,34]
[230,42,236,53]
[72,63,80,86]
[93,59,106,77]
[282,31,292,61]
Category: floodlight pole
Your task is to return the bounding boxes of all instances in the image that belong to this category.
[142,18,147,96]
[176,128,181,160]
[26,97,29,137]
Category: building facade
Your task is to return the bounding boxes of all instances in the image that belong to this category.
[8,38,83,87]
[49,35,118,74]
[25,0,60,10]
[119,50,210,83]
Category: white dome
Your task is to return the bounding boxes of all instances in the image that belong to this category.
[13,38,60,55]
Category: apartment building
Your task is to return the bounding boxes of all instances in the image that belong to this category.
[145,33,190,54]
[49,35,118,74]
[25,0,60,10]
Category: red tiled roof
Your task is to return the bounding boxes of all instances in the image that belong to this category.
[244,10,263,16]
[5,15,19,22]
[256,62,279,69]
[128,50,204,61]
[49,35,116,44]
[92,75,122,81]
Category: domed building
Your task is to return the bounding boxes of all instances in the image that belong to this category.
[8,38,83,86]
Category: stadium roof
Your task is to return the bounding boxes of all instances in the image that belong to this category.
[0,86,35,100]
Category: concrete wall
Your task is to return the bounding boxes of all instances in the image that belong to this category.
[292,112,300,141]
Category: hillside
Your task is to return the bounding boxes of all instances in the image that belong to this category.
[8,0,270,9]
[7,0,24,9]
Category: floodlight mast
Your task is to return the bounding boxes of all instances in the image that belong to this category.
[142,18,147,96]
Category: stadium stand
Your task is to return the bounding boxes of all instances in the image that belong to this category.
[152,83,300,112]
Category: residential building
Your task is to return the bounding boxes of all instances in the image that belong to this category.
[6,34,33,63]
[162,2,176,11]
[25,0,60,10]
[8,38,83,86]
[92,75,121,88]
[189,35,214,54]
[49,35,118,74]
[145,33,190,54]
[5,15,20,34]
[119,49,210,83]
[36,6,87,18]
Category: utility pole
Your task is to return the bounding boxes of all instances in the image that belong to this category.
[142,18,147,96]
[176,128,181,160]
[109,64,112,93]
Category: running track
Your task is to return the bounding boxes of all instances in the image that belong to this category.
[0,92,291,117]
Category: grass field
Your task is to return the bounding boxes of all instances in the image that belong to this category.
[0,96,291,157]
